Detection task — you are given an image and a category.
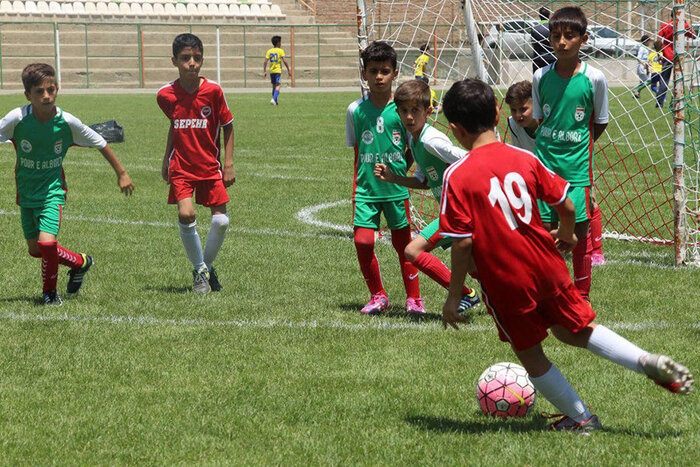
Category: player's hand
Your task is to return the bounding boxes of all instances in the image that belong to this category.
[118,172,134,196]
[554,230,578,254]
[442,296,467,330]
[263,71,267,78]
[373,163,394,182]
[161,164,169,184]
[223,166,236,187]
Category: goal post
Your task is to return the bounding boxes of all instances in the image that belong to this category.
[355,0,700,266]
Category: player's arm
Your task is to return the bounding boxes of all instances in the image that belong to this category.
[443,236,473,330]
[552,197,577,253]
[373,163,427,189]
[263,58,269,77]
[593,123,607,142]
[282,56,291,75]
[222,123,235,187]
[99,145,134,196]
[592,70,609,142]
[162,126,174,183]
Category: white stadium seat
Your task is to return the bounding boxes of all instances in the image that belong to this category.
[217,3,229,16]
[0,0,12,13]
[163,2,175,15]
[37,1,49,13]
[250,4,261,17]
[84,1,96,14]
[260,4,271,16]
[196,3,208,15]
[73,1,85,14]
[107,1,118,14]
[270,4,282,16]
[119,2,130,14]
[141,2,153,15]
[49,1,61,13]
[130,2,142,14]
[95,1,109,14]
[11,0,24,13]
[208,3,218,15]
[60,2,73,13]
[25,1,38,13]
[186,3,196,15]
[228,3,239,16]
[153,3,165,14]
[239,4,250,16]
[174,3,186,15]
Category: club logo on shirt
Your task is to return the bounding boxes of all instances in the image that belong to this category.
[543,104,551,118]
[426,166,439,181]
[362,130,374,145]
[20,139,32,153]
[201,105,212,118]
[54,140,63,155]
[574,107,585,122]
[392,130,401,146]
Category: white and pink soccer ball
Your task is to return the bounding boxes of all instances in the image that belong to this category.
[476,362,537,418]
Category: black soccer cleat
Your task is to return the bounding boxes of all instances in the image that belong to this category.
[208,266,223,292]
[67,254,93,295]
[43,290,63,306]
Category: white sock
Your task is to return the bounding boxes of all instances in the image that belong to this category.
[530,364,591,422]
[179,221,205,271]
[203,214,229,268]
[586,324,649,374]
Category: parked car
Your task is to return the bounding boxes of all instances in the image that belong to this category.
[588,26,641,57]
[484,19,539,59]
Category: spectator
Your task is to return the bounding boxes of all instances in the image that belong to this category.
[531,7,556,73]
[656,11,695,109]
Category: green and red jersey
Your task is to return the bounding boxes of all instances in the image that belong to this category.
[0,105,107,207]
[346,95,409,202]
[409,124,466,199]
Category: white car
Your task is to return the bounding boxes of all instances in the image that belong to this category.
[588,26,641,57]
[484,19,539,59]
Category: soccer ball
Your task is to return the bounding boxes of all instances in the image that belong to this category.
[476,362,537,418]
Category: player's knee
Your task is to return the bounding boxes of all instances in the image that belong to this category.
[27,246,41,258]
[404,243,419,262]
[353,232,374,250]
[211,213,229,231]
[178,212,196,225]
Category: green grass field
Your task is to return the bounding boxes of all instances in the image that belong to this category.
[0,91,697,464]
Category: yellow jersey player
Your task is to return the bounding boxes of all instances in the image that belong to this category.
[414,43,430,82]
[263,35,292,106]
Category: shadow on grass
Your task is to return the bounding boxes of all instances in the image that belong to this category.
[338,302,443,322]
[407,414,684,438]
[142,285,192,294]
[0,295,44,306]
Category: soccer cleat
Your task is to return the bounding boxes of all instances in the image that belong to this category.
[270,98,277,106]
[591,253,607,266]
[360,293,389,314]
[208,266,222,292]
[546,414,602,434]
[640,354,694,395]
[458,289,481,314]
[43,290,63,306]
[405,297,426,314]
[192,267,211,295]
[66,254,93,295]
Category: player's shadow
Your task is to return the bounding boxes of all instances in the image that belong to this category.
[142,285,192,294]
[338,302,443,322]
[0,295,44,306]
[406,415,683,438]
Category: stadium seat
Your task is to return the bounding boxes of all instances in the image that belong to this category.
[217,3,229,16]
[73,1,85,14]
[175,3,186,15]
[95,1,109,14]
[208,3,218,15]
[186,2,196,15]
[270,4,282,17]
[37,1,49,13]
[118,2,130,14]
[239,4,250,16]
[49,0,60,13]
[60,2,73,14]
[11,0,23,13]
[196,3,208,15]
[163,2,175,15]
[141,2,153,15]
[107,1,118,14]
[228,4,239,16]
[84,1,96,14]
[130,2,142,14]
[250,4,261,17]
[260,4,271,16]
[25,1,38,13]
[0,0,12,13]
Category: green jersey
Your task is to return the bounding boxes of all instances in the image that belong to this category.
[409,124,466,199]
[346,96,409,201]
[533,61,609,186]
[0,105,106,207]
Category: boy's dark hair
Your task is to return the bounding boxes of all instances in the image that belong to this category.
[640,34,650,43]
[549,6,588,37]
[22,63,56,93]
[539,7,551,21]
[394,79,432,109]
[361,41,397,70]
[443,79,496,134]
[419,43,430,53]
[271,35,282,47]
[172,33,203,58]
[505,80,533,106]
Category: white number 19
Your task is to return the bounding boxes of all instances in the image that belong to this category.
[488,172,532,230]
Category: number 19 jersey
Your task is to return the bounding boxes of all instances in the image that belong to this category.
[346,96,409,202]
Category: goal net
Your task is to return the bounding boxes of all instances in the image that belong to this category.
[356,0,700,265]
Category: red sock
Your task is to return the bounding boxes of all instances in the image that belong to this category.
[573,228,593,300]
[391,227,420,299]
[413,251,471,294]
[354,227,385,296]
[57,244,84,269]
[590,205,603,255]
[38,241,59,292]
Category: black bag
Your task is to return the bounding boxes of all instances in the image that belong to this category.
[89,120,125,143]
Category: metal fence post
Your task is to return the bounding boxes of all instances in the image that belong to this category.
[290,26,295,87]
[0,23,4,89]
[84,23,90,88]
[216,26,221,84]
[317,25,321,86]
[243,25,247,88]
[54,23,61,85]
[137,25,144,88]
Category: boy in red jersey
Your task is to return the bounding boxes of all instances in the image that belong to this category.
[158,33,235,294]
[439,79,693,433]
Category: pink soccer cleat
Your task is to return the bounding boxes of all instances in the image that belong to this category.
[405,297,426,314]
[360,293,389,314]
[640,354,694,395]
[591,253,607,266]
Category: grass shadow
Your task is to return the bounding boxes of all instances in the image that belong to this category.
[0,295,44,306]
[142,285,192,294]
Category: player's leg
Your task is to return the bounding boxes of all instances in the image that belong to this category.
[590,206,605,266]
[174,186,209,294]
[385,200,421,313]
[656,63,673,108]
[569,187,593,300]
[273,84,281,104]
[353,201,388,313]
[204,199,230,292]
[23,205,64,305]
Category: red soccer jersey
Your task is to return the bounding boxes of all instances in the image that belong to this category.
[658,21,694,62]
[439,142,572,314]
[157,78,234,181]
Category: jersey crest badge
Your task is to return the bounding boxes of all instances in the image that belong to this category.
[426,166,439,181]
[54,140,63,155]
[574,107,585,122]
[200,105,212,118]
[362,130,374,145]
[392,130,401,146]
[20,139,32,153]
[543,104,551,118]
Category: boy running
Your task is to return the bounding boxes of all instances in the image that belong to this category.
[373,79,479,313]
[532,7,608,299]
[158,33,235,294]
[263,35,292,106]
[346,41,422,314]
[0,63,134,305]
[414,43,430,82]
[440,78,693,433]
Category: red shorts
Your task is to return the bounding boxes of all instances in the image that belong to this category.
[483,282,596,351]
[168,177,230,206]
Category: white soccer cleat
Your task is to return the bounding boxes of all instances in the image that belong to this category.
[270,98,277,106]
[640,354,694,395]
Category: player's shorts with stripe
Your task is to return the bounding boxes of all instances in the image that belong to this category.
[353,199,410,230]
[21,204,62,239]
[270,73,281,85]
[168,177,230,207]
[419,217,452,249]
[538,185,592,224]
[483,282,596,351]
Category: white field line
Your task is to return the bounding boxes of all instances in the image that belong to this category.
[295,200,353,233]
[248,172,323,181]
[0,312,695,333]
